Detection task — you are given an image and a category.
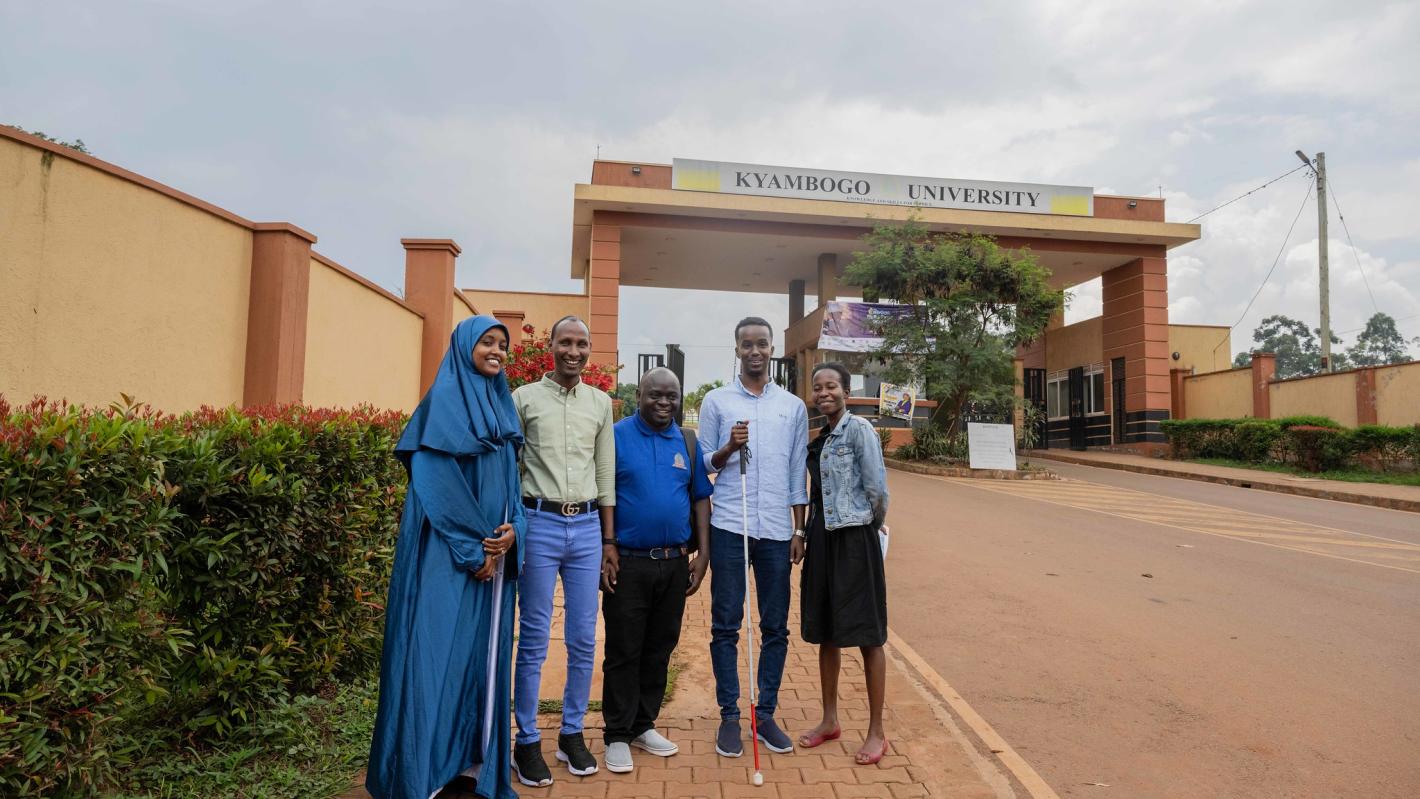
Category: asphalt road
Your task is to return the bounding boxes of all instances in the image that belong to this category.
[884,462,1420,799]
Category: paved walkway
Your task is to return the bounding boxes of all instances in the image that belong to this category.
[346,575,1012,799]
[1025,449,1420,512]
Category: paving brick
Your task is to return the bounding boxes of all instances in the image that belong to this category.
[852,767,911,784]
[887,784,930,799]
[800,768,858,785]
[832,784,894,799]
[605,781,665,799]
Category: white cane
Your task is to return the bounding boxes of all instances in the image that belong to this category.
[481,509,509,754]
[739,444,764,787]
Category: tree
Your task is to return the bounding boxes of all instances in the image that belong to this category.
[1345,312,1415,366]
[683,380,723,413]
[844,221,1064,435]
[1239,314,1350,378]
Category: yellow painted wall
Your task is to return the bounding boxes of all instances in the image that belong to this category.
[461,289,587,336]
[1373,361,1420,426]
[1182,368,1252,419]
[0,135,252,410]
[452,294,475,326]
[303,259,423,412]
[1045,316,1103,372]
[1269,372,1358,426]
[1169,325,1232,374]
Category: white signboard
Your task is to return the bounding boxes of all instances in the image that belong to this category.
[967,423,1018,471]
[672,158,1093,216]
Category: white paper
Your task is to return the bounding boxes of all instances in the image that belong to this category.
[967,423,1017,471]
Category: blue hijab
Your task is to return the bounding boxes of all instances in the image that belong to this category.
[396,315,522,464]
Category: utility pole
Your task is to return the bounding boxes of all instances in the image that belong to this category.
[1297,149,1332,371]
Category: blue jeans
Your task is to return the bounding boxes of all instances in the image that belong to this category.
[514,508,602,744]
[709,524,791,721]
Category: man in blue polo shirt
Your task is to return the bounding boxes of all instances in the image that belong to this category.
[598,367,713,774]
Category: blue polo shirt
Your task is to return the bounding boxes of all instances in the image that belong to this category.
[613,413,714,549]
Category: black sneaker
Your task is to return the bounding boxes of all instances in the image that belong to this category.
[755,716,794,754]
[512,741,553,787]
[555,731,599,776]
[715,718,743,758]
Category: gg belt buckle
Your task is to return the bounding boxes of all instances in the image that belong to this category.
[560,501,580,517]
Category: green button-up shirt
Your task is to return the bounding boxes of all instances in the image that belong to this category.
[513,374,616,505]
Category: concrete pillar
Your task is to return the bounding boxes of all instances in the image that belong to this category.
[1250,351,1276,419]
[493,309,527,340]
[1101,256,1170,442]
[243,222,315,407]
[588,220,621,369]
[817,253,837,307]
[789,279,805,324]
[1354,366,1378,425]
[402,238,461,397]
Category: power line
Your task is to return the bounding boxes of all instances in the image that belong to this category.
[1213,174,1316,354]
[1325,179,1380,315]
[1333,312,1420,337]
[1187,163,1310,223]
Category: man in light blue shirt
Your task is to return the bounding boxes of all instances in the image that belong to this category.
[698,316,809,758]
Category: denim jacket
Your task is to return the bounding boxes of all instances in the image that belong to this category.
[816,412,889,532]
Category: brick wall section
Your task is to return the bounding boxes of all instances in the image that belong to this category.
[589,221,621,369]
[1102,256,1170,442]
[402,239,461,397]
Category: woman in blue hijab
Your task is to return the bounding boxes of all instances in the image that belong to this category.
[368,316,526,799]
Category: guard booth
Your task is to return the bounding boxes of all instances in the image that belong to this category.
[567,158,1200,452]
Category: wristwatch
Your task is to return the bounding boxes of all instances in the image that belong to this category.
[602,538,618,546]
[792,528,806,539]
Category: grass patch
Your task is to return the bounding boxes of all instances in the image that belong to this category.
[1190,458,1420,487]
[537,663,682,716]
[103,678,378,799]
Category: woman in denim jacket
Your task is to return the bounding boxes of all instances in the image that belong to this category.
[794,362,890,765]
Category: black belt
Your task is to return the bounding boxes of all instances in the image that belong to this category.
[523,497,599,517]
[617,545,687,560]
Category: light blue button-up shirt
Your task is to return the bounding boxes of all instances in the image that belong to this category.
[699,377,809,541]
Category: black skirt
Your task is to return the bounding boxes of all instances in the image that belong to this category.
[800,520,888,647]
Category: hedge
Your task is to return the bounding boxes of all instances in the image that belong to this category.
[1159,415,1420,473]
[1,398,406,797]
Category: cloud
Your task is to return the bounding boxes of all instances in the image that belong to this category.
[3,0,1418,384]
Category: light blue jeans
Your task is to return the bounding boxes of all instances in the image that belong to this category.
[514,507,602,744]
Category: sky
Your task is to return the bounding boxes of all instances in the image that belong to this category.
[3,0,1417,390]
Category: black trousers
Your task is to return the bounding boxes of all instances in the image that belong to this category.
[601,554,689,743]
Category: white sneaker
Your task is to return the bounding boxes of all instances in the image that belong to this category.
[631,728,680,757]
[605,741,634,773]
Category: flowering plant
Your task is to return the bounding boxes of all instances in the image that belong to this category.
[504,324,619,392]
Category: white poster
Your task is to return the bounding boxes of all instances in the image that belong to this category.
[967,423,1017,471]
[672,158,1093,216]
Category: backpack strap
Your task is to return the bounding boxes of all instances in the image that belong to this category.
[681,426,700,554]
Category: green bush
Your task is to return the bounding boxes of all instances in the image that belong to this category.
[1159,418,1251,459]
[1349,425,1416,472]
[0,398,186,798]
[1273,415,1341,430]
[1232,421,1283,462]
[897,424,967,463]
[1282,425,1353,472]
[0,398,406,797]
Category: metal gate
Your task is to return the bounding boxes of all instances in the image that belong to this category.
[1111,357,1126,445]
[1068,366,1087,451]
[1023,367,1047,449]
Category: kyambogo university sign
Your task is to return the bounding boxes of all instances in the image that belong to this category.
[672,158,1093,217]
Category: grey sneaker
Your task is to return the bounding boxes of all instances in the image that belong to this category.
[604,741,634,773]
[755,716,794,754]
[631,728,679,756]
[555,731,599,776]
[715,718,743,758]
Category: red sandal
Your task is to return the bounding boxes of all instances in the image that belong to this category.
[798,725,842,749]
[855,738,889,766]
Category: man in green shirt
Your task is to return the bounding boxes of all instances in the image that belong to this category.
[511,316,616,786]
